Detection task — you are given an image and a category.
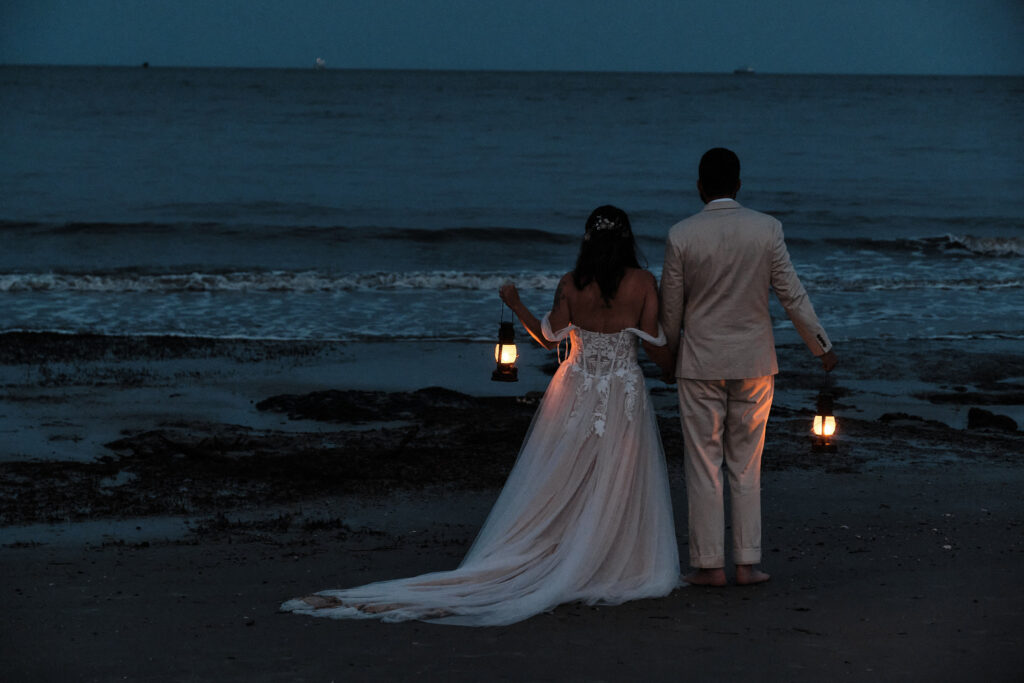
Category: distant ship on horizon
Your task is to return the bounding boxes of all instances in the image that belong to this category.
[733,65,755,75]
[314,57,327,69]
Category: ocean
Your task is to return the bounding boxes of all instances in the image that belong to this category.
[1,66,1022,345]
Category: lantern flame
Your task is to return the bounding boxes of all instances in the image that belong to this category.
[812,415,836,437]
[495,343,518,365]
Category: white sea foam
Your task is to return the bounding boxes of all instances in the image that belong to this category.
[2,269,1019,302]
[942,234,1024,257]
[0,270,565,294]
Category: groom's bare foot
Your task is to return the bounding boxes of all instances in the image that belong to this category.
[735,565,771,585]
[684,568,727,586]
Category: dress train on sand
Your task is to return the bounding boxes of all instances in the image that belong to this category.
[280,316,681,626]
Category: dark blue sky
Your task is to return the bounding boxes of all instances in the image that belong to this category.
[2,0,1022,74]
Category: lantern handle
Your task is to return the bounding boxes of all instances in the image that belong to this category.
[821,365,836,391]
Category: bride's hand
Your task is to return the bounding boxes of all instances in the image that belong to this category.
[499,282,522,310]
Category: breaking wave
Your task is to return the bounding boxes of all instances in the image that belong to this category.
[794,233,1024,257]
[0,270,566,293]
[936,234,1024,257]
[2,268,1019,294]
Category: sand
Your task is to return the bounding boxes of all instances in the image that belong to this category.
[1,331,1022,682]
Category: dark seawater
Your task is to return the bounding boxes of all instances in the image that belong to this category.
[1,66,1022,343]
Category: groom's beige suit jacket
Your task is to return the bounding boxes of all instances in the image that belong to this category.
[660,199,831,380]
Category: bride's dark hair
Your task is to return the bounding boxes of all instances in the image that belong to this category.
[572,205,642,305]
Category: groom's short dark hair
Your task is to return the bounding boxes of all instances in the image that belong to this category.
[699,148,741,198]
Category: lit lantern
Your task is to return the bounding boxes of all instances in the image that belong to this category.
[491,320,518,382]
[811,391,838,452]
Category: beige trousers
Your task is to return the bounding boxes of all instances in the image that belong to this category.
[678,376,774,568]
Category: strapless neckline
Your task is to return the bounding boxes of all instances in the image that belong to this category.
[541,314,667,346]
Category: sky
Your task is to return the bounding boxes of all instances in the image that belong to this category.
[1,0,1022,75]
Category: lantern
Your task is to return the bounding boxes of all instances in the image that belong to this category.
[811,391,837,452]
[491,320,518,382]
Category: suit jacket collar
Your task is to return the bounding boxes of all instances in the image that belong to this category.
[702,199,741,212]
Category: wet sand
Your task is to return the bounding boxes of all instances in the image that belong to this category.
[2,332,1023,681]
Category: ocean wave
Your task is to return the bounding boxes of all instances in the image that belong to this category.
[0,219,580,244]
[0,327,493,344]
[936,234,1024,257]
[803,275,1023,292]
[377,226,578,245]
[5,325,1024,345]
[0,270,566,294]
[793,233,1024,257]
[5,219,1018,256]
[3,268,1019,295]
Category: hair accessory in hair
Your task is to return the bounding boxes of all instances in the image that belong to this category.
[584,215,628,241]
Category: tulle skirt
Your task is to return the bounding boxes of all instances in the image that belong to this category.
[281,355,681,626]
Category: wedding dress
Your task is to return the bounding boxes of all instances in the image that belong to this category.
[281,316,681,626]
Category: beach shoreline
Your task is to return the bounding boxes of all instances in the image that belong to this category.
[2,331,1022,681]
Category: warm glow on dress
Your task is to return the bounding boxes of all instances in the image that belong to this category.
[813,415,837,437]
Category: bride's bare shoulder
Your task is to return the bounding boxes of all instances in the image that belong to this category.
[552,272,576,308]
[556,272,575,293]
[623,268,658,290]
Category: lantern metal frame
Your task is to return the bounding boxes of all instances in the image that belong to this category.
[491,318,518,382]
[811,390,838,452]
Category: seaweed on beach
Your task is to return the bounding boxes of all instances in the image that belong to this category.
[1,388,538,525]
[2,383,1022,528]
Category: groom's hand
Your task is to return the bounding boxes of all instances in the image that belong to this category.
[819,350,838,372]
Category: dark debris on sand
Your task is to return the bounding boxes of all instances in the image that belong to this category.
[2,383,1021,527]
[0,331,331,364]
[1,388,539,526]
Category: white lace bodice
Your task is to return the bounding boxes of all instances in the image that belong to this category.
[542,315,666,438]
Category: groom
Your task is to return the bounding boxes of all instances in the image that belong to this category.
[659,148,837,586]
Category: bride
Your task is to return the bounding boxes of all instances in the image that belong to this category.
[282,205,682,626]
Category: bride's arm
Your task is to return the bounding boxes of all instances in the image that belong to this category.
[638,271,675,376]
[499,278,569,351]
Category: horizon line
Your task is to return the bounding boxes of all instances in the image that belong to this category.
[1,62,1021,78]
